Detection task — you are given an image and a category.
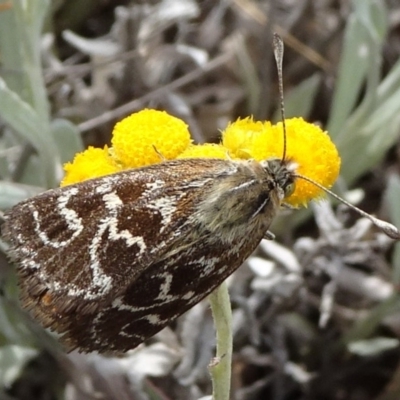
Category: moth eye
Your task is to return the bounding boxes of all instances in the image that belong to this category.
[284,182,295,197]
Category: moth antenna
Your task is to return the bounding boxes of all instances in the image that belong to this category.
[295,173,400,240]
[273,33,287,162]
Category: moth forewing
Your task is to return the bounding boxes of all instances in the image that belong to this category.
[3,157,295,352]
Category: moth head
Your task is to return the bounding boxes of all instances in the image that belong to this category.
[261,158,297,199]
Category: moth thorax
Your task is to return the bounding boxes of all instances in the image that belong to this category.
[193,160,282,243]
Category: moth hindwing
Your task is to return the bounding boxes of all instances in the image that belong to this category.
[3,157,295,353]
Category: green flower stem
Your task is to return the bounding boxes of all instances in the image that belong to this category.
[208,281,233,400]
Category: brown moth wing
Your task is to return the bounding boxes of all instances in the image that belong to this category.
[3,157,283,352]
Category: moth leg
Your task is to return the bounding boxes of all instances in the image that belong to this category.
[281,202,297,210]
[263,231,275,240]
[152,145,166,161]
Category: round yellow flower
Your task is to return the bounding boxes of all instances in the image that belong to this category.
[249,118,340,206]
[111,109,191,168]
[177,143,229,159]
[61,146,119,187]
[222,117,273,159]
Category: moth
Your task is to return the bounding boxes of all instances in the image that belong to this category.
[2,157,296,353]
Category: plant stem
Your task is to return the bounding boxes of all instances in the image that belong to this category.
[208,281,233,400]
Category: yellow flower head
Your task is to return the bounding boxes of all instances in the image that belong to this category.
[223,117,340,206]
[275,118,340,206]
[111,109,191,168]
[61,146,119,187]
[222,117,273,159]
[177,143,229,159]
